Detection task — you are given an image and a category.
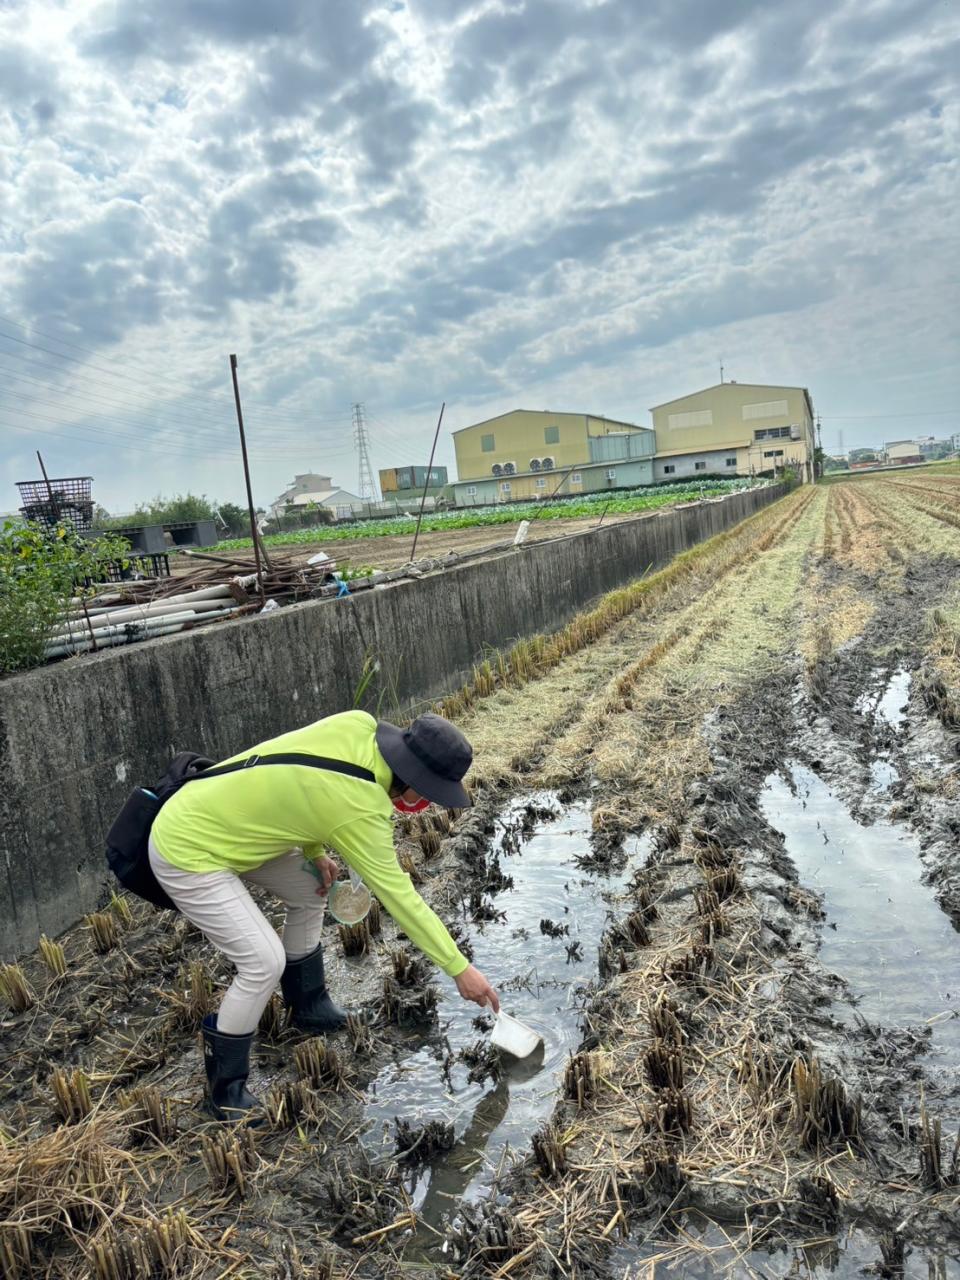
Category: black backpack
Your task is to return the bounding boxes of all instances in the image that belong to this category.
[105,750,375,911]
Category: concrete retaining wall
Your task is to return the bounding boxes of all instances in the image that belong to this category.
[0,484,787,957]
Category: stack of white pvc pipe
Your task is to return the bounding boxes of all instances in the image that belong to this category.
[47,584,241,659]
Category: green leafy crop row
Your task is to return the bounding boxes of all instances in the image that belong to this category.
[219,479,765,551]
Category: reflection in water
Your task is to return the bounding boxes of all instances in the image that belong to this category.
[759,763,960,1083]
[361,797,646,1258]
[414,1077,511,1233]
[612,1220,960,1279]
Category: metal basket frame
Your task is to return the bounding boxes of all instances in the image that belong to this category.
[16,476,94,533]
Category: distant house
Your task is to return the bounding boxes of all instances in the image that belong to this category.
[884,441,925,465]
[272,473,333,506]
[270,473,365,521]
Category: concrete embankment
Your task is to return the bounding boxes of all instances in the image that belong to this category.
[0,484,786,957]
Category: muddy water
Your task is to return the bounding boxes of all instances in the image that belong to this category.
[867,667,911,790]
[611,1221,960,1278]
[759,763,960,1096]
[362,796,643,1245]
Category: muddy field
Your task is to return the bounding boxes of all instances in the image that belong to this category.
[3,474,960,1279]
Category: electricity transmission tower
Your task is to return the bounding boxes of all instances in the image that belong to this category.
[352,402,378,502]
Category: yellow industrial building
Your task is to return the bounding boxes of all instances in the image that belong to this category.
[450,409,655,505]
[651,383,816,483]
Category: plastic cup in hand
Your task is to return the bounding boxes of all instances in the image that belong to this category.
[487,1004,543,1058]
[304,861,372,925]
[327,878,372,925]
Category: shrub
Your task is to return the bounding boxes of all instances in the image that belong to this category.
[0,520,130,676]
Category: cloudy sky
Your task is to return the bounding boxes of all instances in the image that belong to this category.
[1,0,957,512]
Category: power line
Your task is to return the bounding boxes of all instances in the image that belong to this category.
[0,353,350,441]
[0,366,354,450]
[820,410,954,420]
[0,406,356,465]
[0,325,350,430]
[0,313,352,423]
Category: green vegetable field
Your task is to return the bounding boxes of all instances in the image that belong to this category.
[219,478,766,550]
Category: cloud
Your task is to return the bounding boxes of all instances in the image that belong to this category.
[12,200,174,342]
[0,0,956,511]
[80,0,313,66]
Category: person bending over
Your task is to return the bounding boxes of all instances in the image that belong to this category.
[149,709,499,1120]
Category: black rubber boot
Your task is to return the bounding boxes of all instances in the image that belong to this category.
[280,944,348,1033]
[201,1014,261,1122]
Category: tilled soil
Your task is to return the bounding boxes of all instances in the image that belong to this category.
[3,477,960,1279]
[174,509,650,577]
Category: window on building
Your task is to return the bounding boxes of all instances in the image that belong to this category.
[763,449,785,459]
[663,464,676,474]
[466,485,477,496]
[544,424,560,444]
[481,433,495,452]
[500,481,511,493]
[535,477,547,489]
[694,461,706,471]
[754,426,792,441]
[725,457,737,467]
[571,472,582,483]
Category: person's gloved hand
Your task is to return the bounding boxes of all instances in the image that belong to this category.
[454,964,500,1013]
[310,855,341,895]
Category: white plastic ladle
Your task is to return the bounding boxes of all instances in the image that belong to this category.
[485,1002,543,1058]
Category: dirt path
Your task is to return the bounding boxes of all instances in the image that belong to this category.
[176,509,649,577]
[3,479,959,1279]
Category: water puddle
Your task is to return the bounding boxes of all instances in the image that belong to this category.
[361,797,647,1248]
[612,1219,960,1278]
[855,667,911,732]
[877,667,912,731]
[859,668,911,793]
[760,763,960,1092]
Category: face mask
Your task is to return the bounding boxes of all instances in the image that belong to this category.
[393,795,431,815]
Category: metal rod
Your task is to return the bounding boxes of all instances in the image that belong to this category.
[36,449,61,523]
[410,402,445,562]
[229,354,268,604]
[529,464,576,521]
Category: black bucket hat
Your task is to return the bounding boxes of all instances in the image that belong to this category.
[376,713,473,808]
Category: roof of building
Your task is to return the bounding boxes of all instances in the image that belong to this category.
[650,383,814,416]
[287,488,362,506]
[452,409,651,436]
[654,445,746,459]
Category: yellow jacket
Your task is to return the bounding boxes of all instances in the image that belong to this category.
[150,710,468,977]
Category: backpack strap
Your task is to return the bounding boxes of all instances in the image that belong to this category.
[190,753,377,785]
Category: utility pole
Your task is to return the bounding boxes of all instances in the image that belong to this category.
[352,402,378,504]
[815,413,823,482]
[410,403,445,562]
[719,358,724,385]
[229,354,269,602]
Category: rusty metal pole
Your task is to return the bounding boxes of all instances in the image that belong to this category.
[229,355,268,604]
[410,402,445,562]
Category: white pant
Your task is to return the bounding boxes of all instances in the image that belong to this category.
[148,838,326,1035]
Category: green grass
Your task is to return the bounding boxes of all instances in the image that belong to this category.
[821,460,959,484]
[218,479,765,551]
